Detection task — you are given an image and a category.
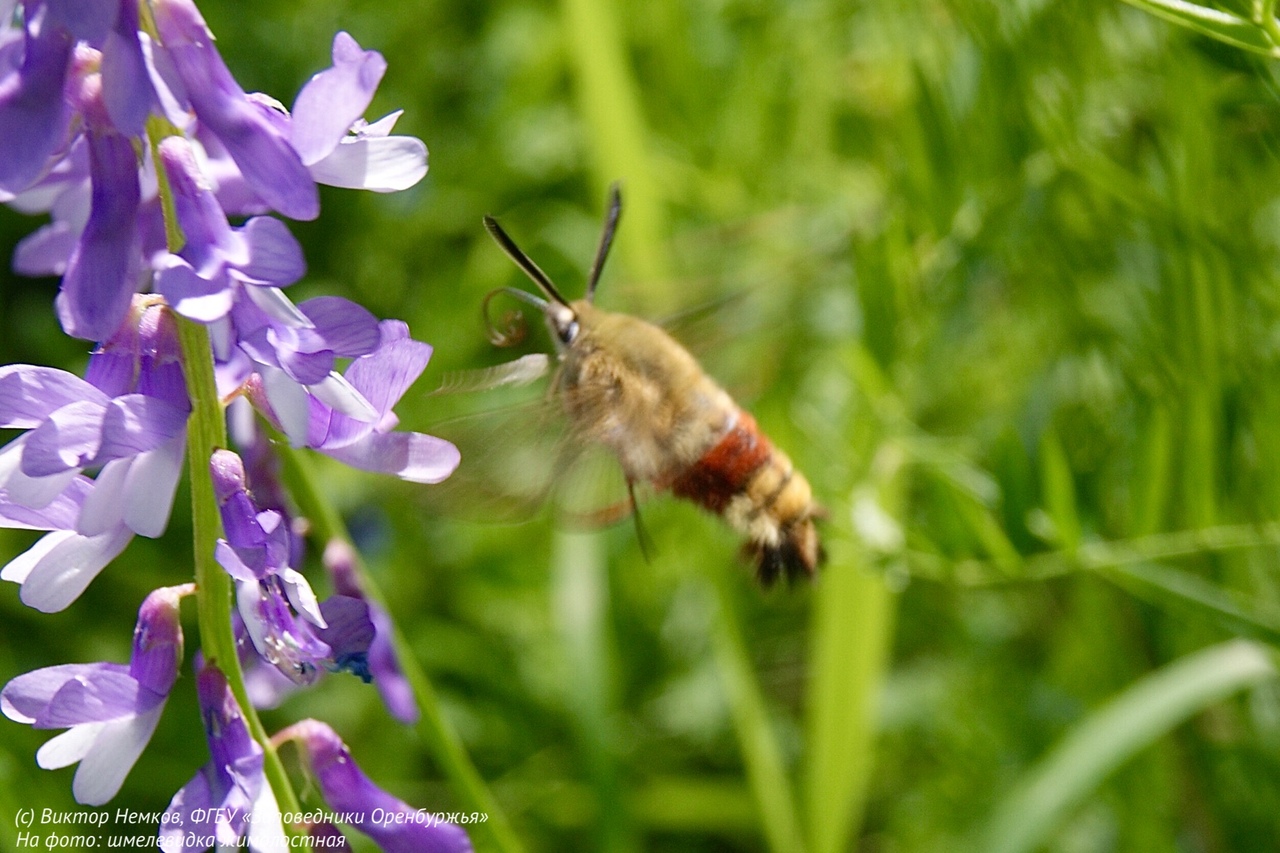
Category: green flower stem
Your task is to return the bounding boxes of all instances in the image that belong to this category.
[275,445,524,853]
[175,316,301,819]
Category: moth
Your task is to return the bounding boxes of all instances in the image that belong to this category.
[478,186,820,584]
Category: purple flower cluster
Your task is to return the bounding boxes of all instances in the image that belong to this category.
[1,297,188,612]
[0,2,470,850]
[3,0,425,341]
[2,584,189,806]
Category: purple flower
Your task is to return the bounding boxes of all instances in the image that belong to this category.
[160,664,289,853]
[325,539,418,723]
[277,719,473,853]
[0,297,189,611]
[220,292,385,443]
[290,32,427,193]
[307,320,460,483]
[1,584,189,805]
[151,0,317,221]
[3,1,426,341]
[0,5,74,195]
[153,135,305,324]
[211,449,376,687]
[215,302,458,485]
[55,123,142,341]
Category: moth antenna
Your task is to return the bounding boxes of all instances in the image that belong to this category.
[483,215,573,308]
[586,183,623,303]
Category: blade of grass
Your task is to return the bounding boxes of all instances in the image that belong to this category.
[552,530,638,853]
[1118,0,1279,55]
[977,640,1278,853]
[560,0,670,302]
[709,570,807,853]
[803,540,895,853]
[1096,561,1280,647]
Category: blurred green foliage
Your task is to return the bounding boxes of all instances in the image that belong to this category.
[4,0,1280,851]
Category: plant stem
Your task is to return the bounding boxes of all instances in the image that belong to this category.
[176,316,301,817]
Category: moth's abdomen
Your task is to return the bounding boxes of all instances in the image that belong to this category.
[668,410,821,585]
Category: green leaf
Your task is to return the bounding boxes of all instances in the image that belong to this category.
[1098,562,1280,647]
[978,640,1278,853]
[1118,0,1279,55]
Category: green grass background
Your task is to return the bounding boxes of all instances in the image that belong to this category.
[3,0,1280,850]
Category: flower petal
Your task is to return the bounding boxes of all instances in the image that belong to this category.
[277,346,336,385]
[215,540,257,582]
[0,365,107,429]
[298,297,381,357]
[38,671,153,727]
[46,0,117,42]
[100,0,155,137]
[122,434,185,537]
[290,32,386,166]
[281,568,326,628]
[233,216,305,286]
[0,438,80,509]
[2,662,126,723]
[245,773,289,853]
[36,722,102,770]
[16,525,133,612]
[56,131,142,342]
[262,367,311,446]
[13,219,79,275]
[76,457,130,536]
[368,606,418,724]
[161,769,215,851]
[1,529,71,585]
[308,134,428,192]
[21,400,107,476]
[308,372,378,423]
[0,19,73,194]
[154,254,236,322]
[0,476,90,531]
[244,283,313,327]
[98,395,188,460]
[72,704,164,806]
[323,321,431,446]
[322,431,460,484]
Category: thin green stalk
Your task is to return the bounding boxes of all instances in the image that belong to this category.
[709,571,806,853]
[553,531,637,853]
[276,445,523,853]
[560,0,670,307]
[175,316,301,817]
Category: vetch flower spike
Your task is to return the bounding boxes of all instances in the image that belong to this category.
[0,297,190,611]
[277,718,473,853]
[1,584,191,805]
